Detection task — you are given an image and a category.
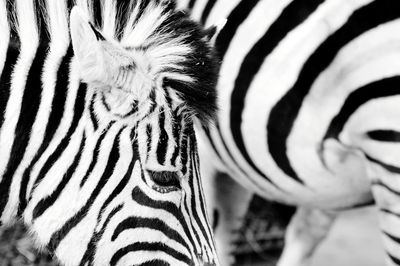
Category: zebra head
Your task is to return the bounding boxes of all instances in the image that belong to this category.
[44,2,219,266]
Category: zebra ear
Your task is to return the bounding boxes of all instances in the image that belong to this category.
[204,19,227,45]
[70,6,107,84]
[70,6,122,85]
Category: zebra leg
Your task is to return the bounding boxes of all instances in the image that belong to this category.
[277,207,337,266]
[202,171,253,266]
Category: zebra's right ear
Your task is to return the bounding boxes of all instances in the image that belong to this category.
[70,6,109,84]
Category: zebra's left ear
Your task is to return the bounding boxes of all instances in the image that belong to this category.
[70,6,135,86]
[204,19,227,45]
[70,6,108,84]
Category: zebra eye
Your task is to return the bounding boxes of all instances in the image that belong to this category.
[148,170,181,193]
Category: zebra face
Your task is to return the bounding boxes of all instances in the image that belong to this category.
[34,6,219,266]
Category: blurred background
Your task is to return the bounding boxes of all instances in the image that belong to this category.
[0,195,386,266]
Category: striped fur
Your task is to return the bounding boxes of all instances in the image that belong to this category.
[183,0,400,265]
[0,0,220,265]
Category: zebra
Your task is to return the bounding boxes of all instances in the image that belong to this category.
[178,0,400,265]
[0,0,221,265]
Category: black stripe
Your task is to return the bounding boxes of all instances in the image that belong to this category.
[332,199,374,211]
[170,112,181,166]
[0,48,18,127]
[231,0,325,186]
[388,253,400,266]
[164,89,173,110]
[48,128,123,251]
[367,155,400,175]
[148,89,157,114]
[324,76,400,140]
[381,208,400,218]
[384,231,400,244]
[30,83,87,197]
[80,122,115,187]
[268,0,400,183]
[136,261,169,266]
[101,93,111,112]
[180,123,191,176]
[110,242,192,266]
[157,108,168,165]
[45,45,73,143]
[372,180,400,197]
[36,0,50,43]
[188,0,197,10]
[18,46,73,215]
[42,45,73,148]
[32,133,86,220]
[66,0,75,10]
[89,22,106,41]
[89,97,98,131]
[201,0,216,24]
[365,154,400,174]
[146,124,152,161]
[92,0,103,28]
[212,209,219,231]
[384,232,400,266]
[111,217,190,251]
[0,44,47,216]
[367,130,400,142]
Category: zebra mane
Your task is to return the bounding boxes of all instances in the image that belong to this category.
[4,0,219,125]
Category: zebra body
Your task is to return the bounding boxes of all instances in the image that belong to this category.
[0,1,220,265]
[182,0,400,265]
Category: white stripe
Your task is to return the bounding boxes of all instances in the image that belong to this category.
[46,0,70,48]
[190,0,208,22]
[75,0,90,18]
[176,0,190,11]
[102,0,116,39]
[15,0,39,48]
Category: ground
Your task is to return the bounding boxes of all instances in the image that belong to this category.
[235,196,386,266]
[0,222,57,266]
